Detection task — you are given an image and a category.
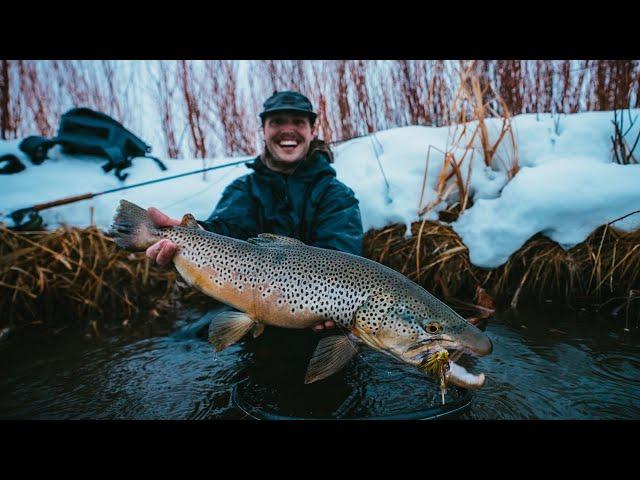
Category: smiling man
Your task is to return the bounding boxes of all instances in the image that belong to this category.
[146,90,364,332]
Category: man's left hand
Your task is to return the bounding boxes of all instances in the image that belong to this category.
[312,320,336,332]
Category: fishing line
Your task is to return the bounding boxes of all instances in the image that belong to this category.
[159,165,242,211]
[333,383,364,419]
[330,134,370,157]
[232,378,473,420]
[7,158,254,229]
[236,404,259,420]
[160,182,219,211]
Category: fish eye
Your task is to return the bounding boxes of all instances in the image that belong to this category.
[425,322,442,334]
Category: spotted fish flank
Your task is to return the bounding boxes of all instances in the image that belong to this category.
[110,199,493,389]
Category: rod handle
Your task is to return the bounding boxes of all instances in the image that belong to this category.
[32,193,94,211]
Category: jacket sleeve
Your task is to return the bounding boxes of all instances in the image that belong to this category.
[310,180,364,256]
[198,176,260,240]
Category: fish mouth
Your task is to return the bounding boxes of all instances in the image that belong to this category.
[406,332,492,360]
[446,359,486,389]
[408,340,489,390]
[414,349,486,390]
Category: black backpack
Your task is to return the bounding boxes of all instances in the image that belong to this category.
[18,107,167,181]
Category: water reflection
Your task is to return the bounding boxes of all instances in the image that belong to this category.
[0,305,638,419]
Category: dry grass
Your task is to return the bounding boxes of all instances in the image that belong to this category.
[364,221,640,312]
[418,63,520,220]
[611,107,640,165]
[2,220,639,333]
[0,225,211,332]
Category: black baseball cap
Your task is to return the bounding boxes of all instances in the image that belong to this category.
[259,90,317,122]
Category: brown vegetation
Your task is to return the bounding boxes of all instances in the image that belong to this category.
[418,62,519,219]
[0,226,210,333]
[2,60,639,159]
[1,220,638,333]
[364,220,640,317]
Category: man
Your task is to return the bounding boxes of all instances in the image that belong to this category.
[146,90,364,332]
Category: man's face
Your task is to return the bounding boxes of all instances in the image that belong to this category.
[263,112,316,166]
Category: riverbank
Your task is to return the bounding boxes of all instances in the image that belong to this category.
[0,225,213,336]
[1,221,638,336]
[365,219,640,316]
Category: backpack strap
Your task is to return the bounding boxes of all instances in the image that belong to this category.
[144,154,168,171]
[113,166,130,181]
[0,154,26,174]
[101,146,131,181]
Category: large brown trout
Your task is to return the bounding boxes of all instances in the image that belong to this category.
[110,200,492,389]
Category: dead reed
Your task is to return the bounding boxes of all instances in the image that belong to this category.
[611,107,640,165]
[0,225,211,332]
[1,220,638,333]
[418,63,520,219]
[364,220,640,313]
[178,60,208,159]
[3,60,639,158]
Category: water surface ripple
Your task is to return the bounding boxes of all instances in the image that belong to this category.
[1,306,638,419]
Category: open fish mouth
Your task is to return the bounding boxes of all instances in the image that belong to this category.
[449,349,464,362]
[412,346,486,390]
[446,359,486,389]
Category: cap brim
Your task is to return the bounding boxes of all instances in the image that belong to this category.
[259,108,317,120]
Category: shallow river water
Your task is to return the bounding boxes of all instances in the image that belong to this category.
[1,305,639,419]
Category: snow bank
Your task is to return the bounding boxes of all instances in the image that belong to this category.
[1,109,639,269]
[452,160,640,268]
[333,123,520,233]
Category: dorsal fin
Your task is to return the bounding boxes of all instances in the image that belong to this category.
[247,233,305,246]
[180,213,202,229]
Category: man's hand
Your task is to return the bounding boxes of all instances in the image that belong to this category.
[312,320,336,332]
[145,207,181,267]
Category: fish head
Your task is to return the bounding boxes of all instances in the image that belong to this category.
[354,291,492,389]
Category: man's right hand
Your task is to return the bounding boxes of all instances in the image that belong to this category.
[146,207,181,267]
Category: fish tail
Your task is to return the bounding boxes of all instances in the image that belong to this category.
[109,200,163,251]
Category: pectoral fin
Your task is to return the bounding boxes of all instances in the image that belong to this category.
[208,310,256,352]
[304,335,359,384]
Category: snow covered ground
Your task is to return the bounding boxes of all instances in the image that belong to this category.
[1,109,640,269]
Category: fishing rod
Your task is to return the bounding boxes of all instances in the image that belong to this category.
[6,158,253,230]
[6,133,375,230]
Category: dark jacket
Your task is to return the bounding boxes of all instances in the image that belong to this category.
[200,151,364,256]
